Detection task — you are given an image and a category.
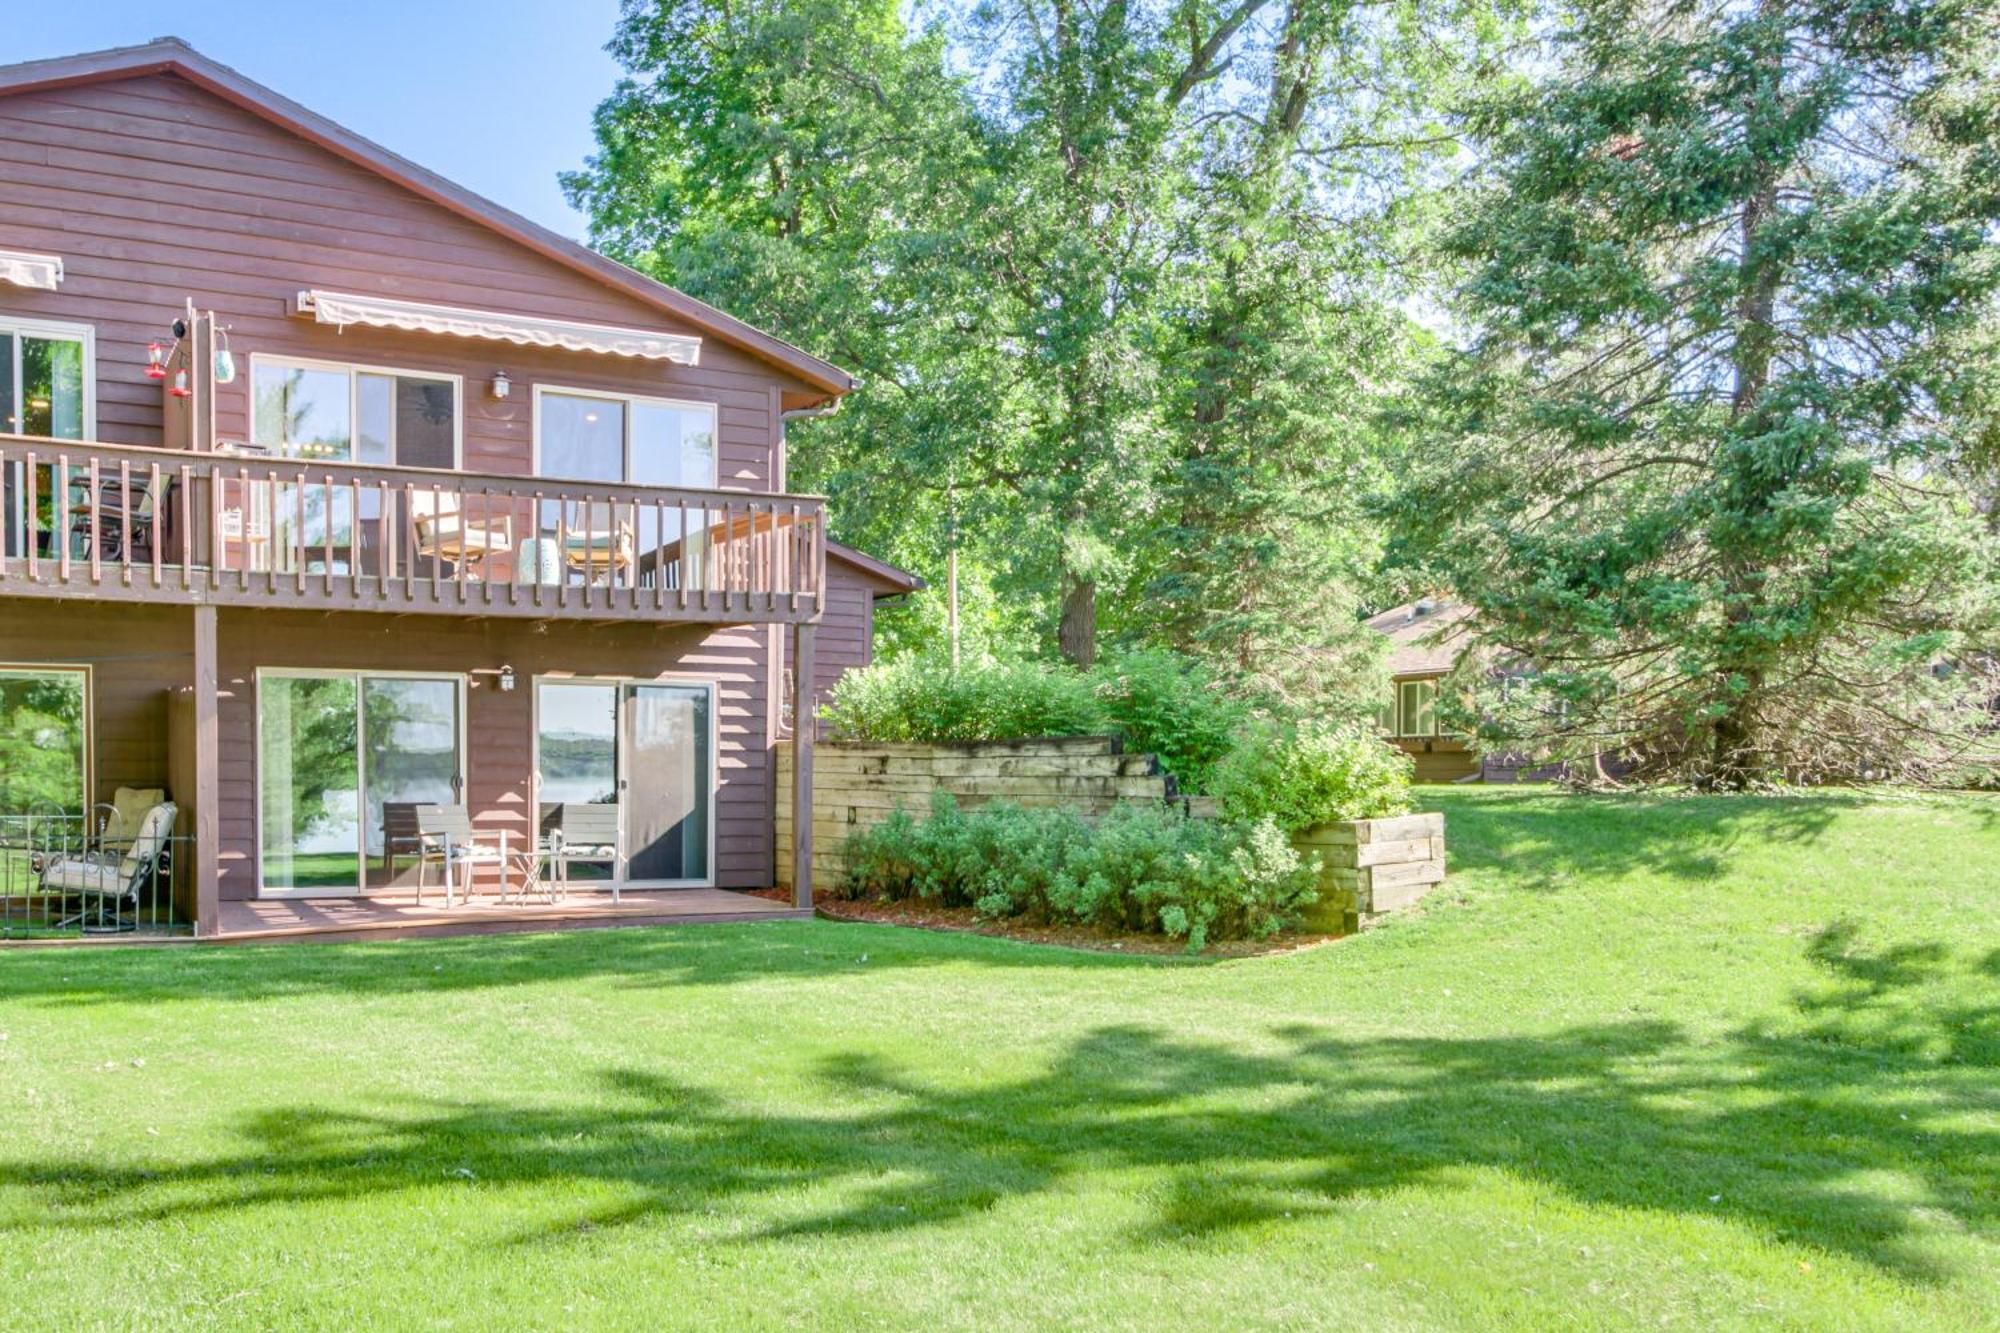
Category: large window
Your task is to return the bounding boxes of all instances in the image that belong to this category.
[2,319,92,562]
[0,667,88,820]
[251,357,459,467]
[258,671,463,893]
[534,387,716,490]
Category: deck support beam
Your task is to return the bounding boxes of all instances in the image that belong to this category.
[790,620,815,910]
[192,603,220,937]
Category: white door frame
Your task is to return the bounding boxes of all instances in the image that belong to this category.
[529,673,719,890]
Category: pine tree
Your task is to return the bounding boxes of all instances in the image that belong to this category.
[1415,0,2000,786]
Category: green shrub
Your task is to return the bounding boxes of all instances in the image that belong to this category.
[1088,650,1246,795]
[1212,720,1416,835]
[820,650,1249,794]
[835,792,1318,951]
[819,655,1101,744]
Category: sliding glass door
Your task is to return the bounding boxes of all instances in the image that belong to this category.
[258,671,462,893]
[534,678,713,888]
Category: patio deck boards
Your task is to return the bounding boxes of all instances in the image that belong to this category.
[213,887,807,943]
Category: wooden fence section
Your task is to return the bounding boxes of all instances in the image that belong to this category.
[775,736,1175,892]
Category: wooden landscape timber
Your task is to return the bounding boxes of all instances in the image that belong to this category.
[1292,812,1448,934]
[774,735,1176,891]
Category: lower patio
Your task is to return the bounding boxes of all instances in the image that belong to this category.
[213,886,807,944]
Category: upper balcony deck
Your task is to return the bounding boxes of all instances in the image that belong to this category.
[0,433,827,625]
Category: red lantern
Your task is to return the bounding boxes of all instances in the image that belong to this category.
[145,342,168,380]
[170,367,192,399]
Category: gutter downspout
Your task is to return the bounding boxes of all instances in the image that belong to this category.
[776,397,841,494]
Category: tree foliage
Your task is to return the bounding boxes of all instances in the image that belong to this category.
[1406,0,2000,786]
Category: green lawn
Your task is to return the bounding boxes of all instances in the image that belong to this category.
[2,789,1996,1330]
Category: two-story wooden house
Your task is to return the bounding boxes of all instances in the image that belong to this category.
[0,38,917,940]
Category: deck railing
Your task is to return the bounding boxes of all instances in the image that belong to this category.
[0,812,190,939]
[0,435,827,624]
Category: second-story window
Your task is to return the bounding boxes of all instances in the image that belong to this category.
[1,317,91,439]
[534,387,716,491]
[251,357,458,469]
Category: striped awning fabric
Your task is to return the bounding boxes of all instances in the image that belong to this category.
[295,289,702,365]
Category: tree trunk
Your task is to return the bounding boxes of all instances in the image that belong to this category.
[1059,574,1096,667]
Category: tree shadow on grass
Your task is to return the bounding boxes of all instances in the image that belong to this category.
[0,918,1162,1010]
[5,931,1992,1284]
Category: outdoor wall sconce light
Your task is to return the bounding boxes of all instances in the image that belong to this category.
[490,369,511,400]
[498,665,516,692]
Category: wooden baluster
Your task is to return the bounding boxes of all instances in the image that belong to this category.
[815,504,827,613]
[429,483,443,603]
[403,483,417,602]
[116,459,132,584]
[0,444,11,584]
[24,452,38,581]
[653,498,666,613]
[179,462,192,588]
[531,490,546,609]
[453,481,467,603]
[378,479,392,600]
[556,494,570,610]
[87,458,101,584]
[322,476,335,596]
[788,503,801,613]
[348,478,361,601]
[677,500,689,610]
[55,456,70,584]
[208,465,223,588]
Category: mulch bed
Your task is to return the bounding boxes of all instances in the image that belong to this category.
[746,888,1342,958]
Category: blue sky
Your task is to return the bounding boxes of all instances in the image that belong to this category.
[4,1,628,238]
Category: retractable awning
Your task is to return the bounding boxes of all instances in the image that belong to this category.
[294,289,703,365]
[0,249,63,290]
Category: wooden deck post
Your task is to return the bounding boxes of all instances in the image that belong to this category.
[192,604,220,936]
[791,620,815,910]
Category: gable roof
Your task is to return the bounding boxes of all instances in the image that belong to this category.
[0,37,854,402]
[828,541,925,597]
[1367,598,1476,677]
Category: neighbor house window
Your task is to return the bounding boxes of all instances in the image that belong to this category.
[0,666,88,820]
[1397,679,1439,738]
[251,357,459,468]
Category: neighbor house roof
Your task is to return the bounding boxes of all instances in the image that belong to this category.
[0,37,855,403]
[1367,598,1476,677]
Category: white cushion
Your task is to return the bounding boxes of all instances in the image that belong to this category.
[39,859,129,897]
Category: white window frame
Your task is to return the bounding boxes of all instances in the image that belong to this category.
[1398,678,1440,739]
[530,383,719,490]
[253,667,469,898]
[246,354,464,469]
[529,672,720,890]
[0,315,96,439]
[0,662,92,819]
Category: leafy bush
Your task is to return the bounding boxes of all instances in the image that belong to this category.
[835,792,1318,951]
[1087,650,1246,795]
[819,655,1101,745]
[821,650,1248,793]
[1212,720,1415,835]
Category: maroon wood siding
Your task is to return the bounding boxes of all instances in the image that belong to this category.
[0,72,802,486]
[0,600,189,803]
[213,609,773,899]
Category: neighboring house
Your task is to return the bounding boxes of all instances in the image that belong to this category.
[0,38,916,937]
[1367,598,1482,783]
